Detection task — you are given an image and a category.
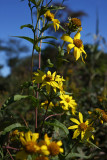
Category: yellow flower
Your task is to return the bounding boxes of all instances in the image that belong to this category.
[33,70,65,94]
[44,134,64,156]
[61,32,87,62]
[20,131,40,153]
[68,112,94,140]
[44,10,60,32]
[88,108,107,124]
[59,94,77,114]
[41,100,54,109]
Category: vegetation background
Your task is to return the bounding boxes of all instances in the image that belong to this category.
[0,0,107,159]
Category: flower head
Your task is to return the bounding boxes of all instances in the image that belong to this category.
[88,108,107,124]
[43,134,64,156]
[20,131,40,153]
[44,10,60,32]
[33,70,65,94]
[61,32,87,62]
[68,112,94,140]
[59,94,77,114]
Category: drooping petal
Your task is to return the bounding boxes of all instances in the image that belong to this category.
[74,47,81,60]
[67,44,75,54]
[61,34,73,43]
[20,137,26,146]
[74,32,81,40]
[68,125,78,129]
[52,19,60,31]
[72,129,80,139]
[32,133,39,142]
[81,131,85,140]
[70,118,80,124]
[25,131,31,142]
[79,112,83,123]
[46,84,50,94]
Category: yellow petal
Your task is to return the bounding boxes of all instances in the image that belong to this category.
[25,131,31,142]
[79,112,83,123]
[68,125,78,129]
[59,148,64,153]
[53,19,60,32]
[67,44,75,54]
[74,47,81,60]
[72,129,80,139]
[46,84,50,94]
[70,118,80,124]
[61,34,73,43]
[20,137,26,146]
[74,32,81,40]
[32,133,39,142]
[57,141,62,146]
[81,131,85,140]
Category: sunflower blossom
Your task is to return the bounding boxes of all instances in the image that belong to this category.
[59,94,77,114]
[68,112,94,140]
[44,10,60,32]
[16,131,50,160]
[33,70,65,94]
[61,32,87,62]
[39,134,64,156]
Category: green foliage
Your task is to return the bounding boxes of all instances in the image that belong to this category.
[0,0,107,160]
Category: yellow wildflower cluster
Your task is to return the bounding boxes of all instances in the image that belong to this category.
[33,70,65,94]
[16,131,64,160]
[61,18,87,63]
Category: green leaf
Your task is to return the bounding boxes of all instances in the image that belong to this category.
[45,119,69,135]
[1,123,22,135]
[1,95,39,111]
[12,36,57,47]
[20,24,34,31]
[65,152,93,159]
[88,140,101,150]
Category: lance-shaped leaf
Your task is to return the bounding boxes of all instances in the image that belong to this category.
[1,95,39,111]
[45,119,69,135]
[20,24,34,31]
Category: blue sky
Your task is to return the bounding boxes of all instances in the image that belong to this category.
[0,0,107,76]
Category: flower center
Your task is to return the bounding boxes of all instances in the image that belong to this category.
[47,13,54,21]
[65,98,70,103]
[71,18,81,27]
[25,141,38,153]
[79,123,87,131]
[48,142,60,156]
[44,75,52,82]
[73,39,83,48]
